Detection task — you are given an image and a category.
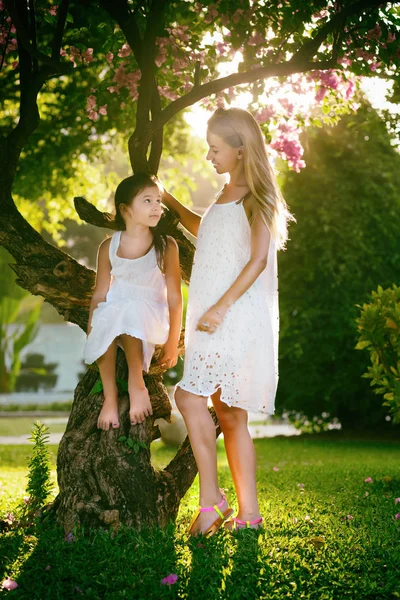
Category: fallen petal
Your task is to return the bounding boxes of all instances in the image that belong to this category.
[161,573,178,585]
[395,513,400,520]
[395,498,400,504]
[364,477,373,483]
[2,578,18,590]
[273,467,280,472]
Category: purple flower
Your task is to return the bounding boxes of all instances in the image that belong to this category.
[395,513,400,520]
[395,498,400,504]
[65,532,75,543]
[161,573,178,586]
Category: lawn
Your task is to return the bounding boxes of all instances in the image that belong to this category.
[1,434,399,599]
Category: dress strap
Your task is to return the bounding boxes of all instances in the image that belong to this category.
[109,231,121,264]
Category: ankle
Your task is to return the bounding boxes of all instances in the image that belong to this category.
[200,490,226,508]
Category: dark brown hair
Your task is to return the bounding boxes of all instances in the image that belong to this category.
[113,173,167,272]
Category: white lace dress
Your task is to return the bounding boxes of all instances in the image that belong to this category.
[177,196,279,414]
[83,231,169,371]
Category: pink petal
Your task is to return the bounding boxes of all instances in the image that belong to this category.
[273,466,279,472]
[364,477,373,483]
[161,573,178,585]
[395,498,400,504]
[2,578,18,590]
[395,513,400,520]
[298,483,305,489]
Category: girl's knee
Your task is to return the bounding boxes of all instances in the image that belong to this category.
[174,387,188,413]
[218,406,247,430]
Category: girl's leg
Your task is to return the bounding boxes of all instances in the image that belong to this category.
[97,339,119,431]
[211,389,262,526]
[119,334,152,425]
[175,387,229,534]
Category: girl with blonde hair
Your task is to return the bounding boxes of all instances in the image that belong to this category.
[163,107,294,534]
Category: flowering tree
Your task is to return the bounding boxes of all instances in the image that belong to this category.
[0,0,399,532]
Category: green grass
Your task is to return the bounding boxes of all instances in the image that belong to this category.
[1,434,399,599]
[0,418,67,437]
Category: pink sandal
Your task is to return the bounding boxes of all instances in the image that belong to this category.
[188,489,234,537]
[224,516,264,531]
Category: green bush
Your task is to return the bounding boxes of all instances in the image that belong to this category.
[355,284,400,423]
[277,101,400,429]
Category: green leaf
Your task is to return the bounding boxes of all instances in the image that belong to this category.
[118,436,127,442]
[116,378,128,391]
[127,438,135,448]
[133,444,140,454]
[66,13,74,23]
[90,379,103,395]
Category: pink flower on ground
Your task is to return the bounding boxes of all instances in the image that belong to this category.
[98,105,107,116]
[273,466,279,471]
[45,565,51,571]
[2,578,18,591]
[298,483,305,489]
[395,513,400,520]
[161,573,178,586]
[65,532,76,542]
[364,477,373,483]
[347,515,354,520]
[395,498,400,504]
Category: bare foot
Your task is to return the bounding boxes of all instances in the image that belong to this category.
[190,493,231,536]
[97,396,120,431]
[129,384,153,425]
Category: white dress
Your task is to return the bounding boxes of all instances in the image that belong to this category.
[177,195,279,414]
[83,231,169,371]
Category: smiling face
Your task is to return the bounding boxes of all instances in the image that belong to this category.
[120,185,162,227]
[206,130,243,175]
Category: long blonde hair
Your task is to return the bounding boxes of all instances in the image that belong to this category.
[207,107,295,250]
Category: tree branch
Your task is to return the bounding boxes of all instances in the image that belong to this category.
[153,59,336,130]
[5,0,72,73]
[51,0,69,60]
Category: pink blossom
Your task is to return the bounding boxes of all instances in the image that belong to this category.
[369,61,381,72]
[5,512,15,524]
[315,86,327,102]
[319,70,340,90]
[387,32,396,44]
[395,498,400,504]
[86,95,97,110]
[232,8,243,23]
[107,86,116,93]
[11,60,18,69]
[273,466,279,471]
[367,23,382,40]
[346,515,354,520]
[345,80,356,99]
[313,9,328,20]
[60,48,67,57]
[161,573,178,586]
[255,106,274,123]
[49,6,57,16]
[88,110,99,121]
[155,49,167,67]
[82,48,93,64]
[1,578,18,591]
[118,44,131,58]
[45,565,51,571]
[298,483,305,489]
[105,51,114,64]
[98,105,107,116]
[23,495,30,504]
[395,513,400,520]
[271,131,306,172]
[364,477,373,483]
[338,56,352,67]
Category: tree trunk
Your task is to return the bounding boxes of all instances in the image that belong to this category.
[50,349,220,535]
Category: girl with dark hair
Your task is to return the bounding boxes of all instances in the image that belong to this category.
[83,173,182,431]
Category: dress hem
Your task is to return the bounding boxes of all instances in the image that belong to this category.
[175,381,276,416]
[83,327,166,368]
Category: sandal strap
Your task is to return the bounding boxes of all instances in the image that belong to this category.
[234,516,264,528]
[198,490,226,514]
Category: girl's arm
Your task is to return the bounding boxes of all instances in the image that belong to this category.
[158,236,182,368]
[196,204,271,333]
[87,238,112,335]
[162,190,201,238]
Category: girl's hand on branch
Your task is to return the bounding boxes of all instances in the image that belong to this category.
[196,304,228,334]
[158,341,179,369]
